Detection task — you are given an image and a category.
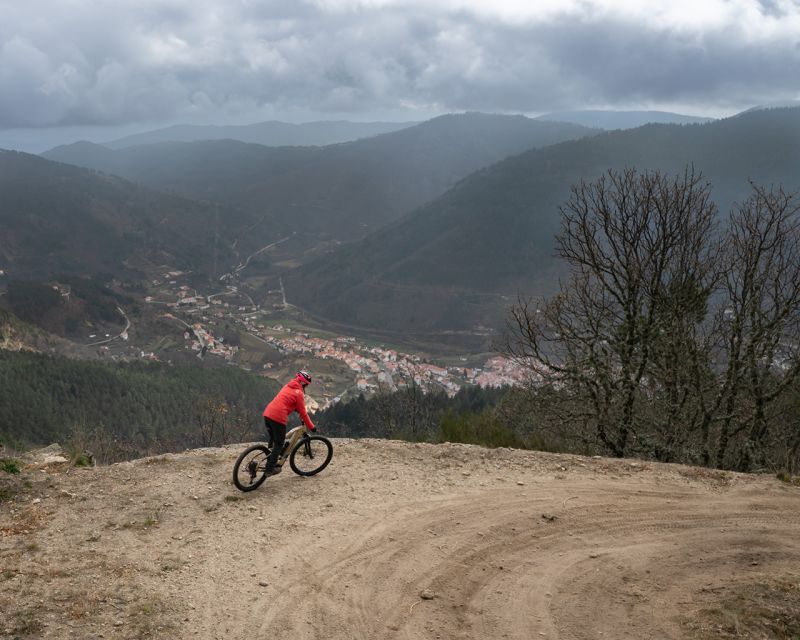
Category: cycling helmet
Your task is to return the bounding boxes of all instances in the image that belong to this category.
[295,370,312,386]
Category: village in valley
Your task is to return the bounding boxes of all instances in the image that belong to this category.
[131,267,529,407]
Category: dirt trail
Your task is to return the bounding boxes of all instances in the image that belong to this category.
[2,440,799,639]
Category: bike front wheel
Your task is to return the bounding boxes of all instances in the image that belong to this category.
[232,444,271,492]
[289,435,333,476]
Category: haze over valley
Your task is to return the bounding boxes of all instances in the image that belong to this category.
[1,105,799,401]
[5,106,797,355]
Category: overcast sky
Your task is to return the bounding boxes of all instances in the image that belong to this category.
[2,0,799,150]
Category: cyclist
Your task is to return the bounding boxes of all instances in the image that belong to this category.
[262,370,315,475]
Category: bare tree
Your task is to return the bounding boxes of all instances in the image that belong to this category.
[196,400,230,447]
[236,406,263,443]
[367,379,401,438]
[67,421,134,465]
[365,365,440,441]
[507,173,800,470]
[713,184,800,469]
[506,167,718,458]
[398,364,434,441]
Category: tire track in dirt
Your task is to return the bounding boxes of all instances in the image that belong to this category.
[219,470,800,640]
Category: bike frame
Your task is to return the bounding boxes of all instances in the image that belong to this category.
[275,424,311,467]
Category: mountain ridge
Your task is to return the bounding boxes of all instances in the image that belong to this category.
[42,113,599,242]
[101,119,419,149]
[536,109,714,129]
[0,150,242,281]
[286,107,800,337]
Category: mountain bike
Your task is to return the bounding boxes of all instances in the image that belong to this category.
[232,424,333,492]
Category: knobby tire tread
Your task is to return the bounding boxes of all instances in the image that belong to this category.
[232,444,271,492]
[289,436,333,476]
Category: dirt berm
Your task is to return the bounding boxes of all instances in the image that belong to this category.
[2,439,799,639]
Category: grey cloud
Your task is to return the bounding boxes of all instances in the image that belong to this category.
[756,0,793,18]
[0,37,82,126]
[1,1,799,129]
[527,19,800,109]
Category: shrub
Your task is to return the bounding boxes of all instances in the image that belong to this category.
[71,452,93,467]
[1,459,21,474]
[438,410,525,449]
[776,470,800,486]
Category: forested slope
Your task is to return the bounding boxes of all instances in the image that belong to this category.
[44,113,596,241]
[0,151,240,281]
[287,107,800,334]
[0,350,279,456]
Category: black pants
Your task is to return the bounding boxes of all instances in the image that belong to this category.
[264,416,286,470]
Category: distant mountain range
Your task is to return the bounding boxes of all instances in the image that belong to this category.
[536,110,713,129]
[42,113,597,243]
[102,120,418,149]
[102,111,717,149]
[5,112,598,284]
[285,107,800,337]
[8,108,800,347]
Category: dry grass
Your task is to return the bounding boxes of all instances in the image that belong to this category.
[126,594,176,637]
[1,504,45,536]
[686,579,800,639]
[677,466,732,486]
[776,470,800,486]
[119,514,160,531]
[6,607,44,636]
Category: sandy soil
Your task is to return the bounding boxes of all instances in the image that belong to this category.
[2,439,799,639]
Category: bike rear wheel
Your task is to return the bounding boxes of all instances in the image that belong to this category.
[232,444,271,492]
[289,435,333,476]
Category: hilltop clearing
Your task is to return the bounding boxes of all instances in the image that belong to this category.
[2,440,799,639]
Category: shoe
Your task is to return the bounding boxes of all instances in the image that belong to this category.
[265,466,282,476]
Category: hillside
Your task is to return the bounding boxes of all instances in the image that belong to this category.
[2,440,798,639]
[537,109,713,129]
[0,151,243,281]
[0,348,280,449]
[286,107,800,336]
[104,120,417,149]
[1,276,135,339]
[0,307,95,358]
[43,113,597,240]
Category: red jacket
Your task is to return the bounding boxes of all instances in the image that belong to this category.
[263,379,314,429]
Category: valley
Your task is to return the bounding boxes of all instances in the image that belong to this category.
[2,107,800,463]
[3,6,800,638]
[80,261,529,408]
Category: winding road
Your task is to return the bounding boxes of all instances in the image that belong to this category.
[86,306,131,347]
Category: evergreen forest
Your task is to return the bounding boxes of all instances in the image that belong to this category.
[0,350,279,462]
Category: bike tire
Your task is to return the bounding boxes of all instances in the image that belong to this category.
[289,435,333,477]
[232,444,271,492]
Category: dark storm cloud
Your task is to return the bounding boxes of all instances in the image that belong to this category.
[1,0,798,128]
